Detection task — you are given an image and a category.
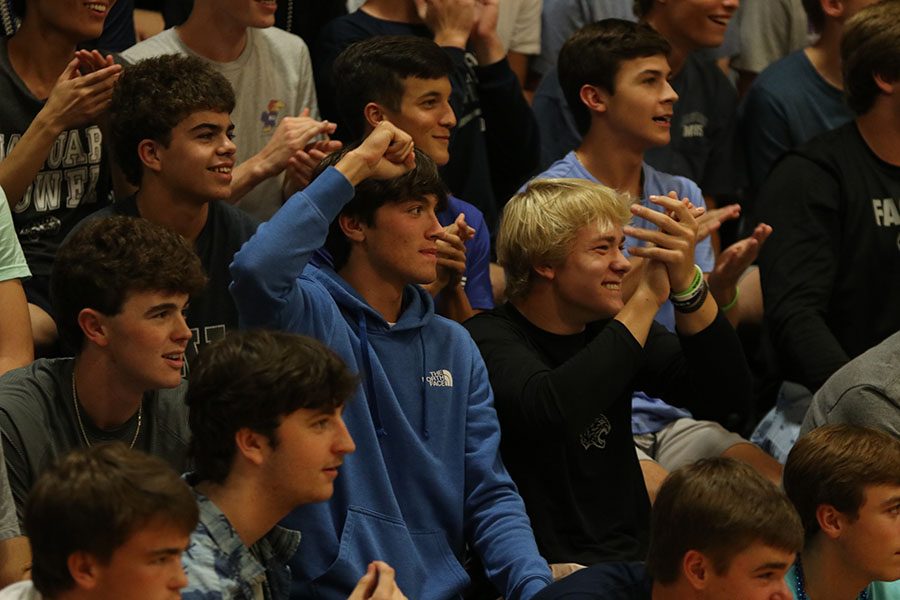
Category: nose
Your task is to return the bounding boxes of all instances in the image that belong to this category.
[612,246,632,275]
[171,564,189,590]
[722,0,738,11]
[334,414,356,455]
[426,211,443,239]
[220,135,237,155]
[663,79,678,105]
[172,311,192,343]
[442,102,457,129]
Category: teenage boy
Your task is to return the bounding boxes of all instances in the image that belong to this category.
[0,0,122,348]
[533,19,779,486]
[740,0,874,196]
[0,215,205,524]
[121,0,332,220]
[315,0,539,228]
[182,329,407,600]
[96,54,290,357]
[529,458,803,599]
[464,177,752,568]
[757,0,900,395]
[783,425,900,599]
[332,35,494,320]
[533,0,742,209]
[230,123,553,600]
[0,443,198,600]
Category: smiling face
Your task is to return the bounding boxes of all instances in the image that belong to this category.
[835,484,900,583]
[149,110,236,205]
[662,0,738,50]
[261,405,356,506]
[28,0,117,41]
[378,76,456,166]
[85,521,190,600]
[600,54,678,152]
[98,291,192,392]
[544,223,632,325]
[354,195,444,288]
[700,542,795,600]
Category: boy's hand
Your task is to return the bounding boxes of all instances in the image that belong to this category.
[415,0,476,49]
[347,561,407,600]
[258,108,336,179]
[40,57,122,132]
[708,222,772,304]
[625,195,699,293]
[337,121,415,185]
[283,138,344,196]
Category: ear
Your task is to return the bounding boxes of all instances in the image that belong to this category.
[816,504,847,540]
[532,263,557,282]
[137,139,163,175]
[682,550,712,591]
[77,308,109,348]
[821,0,844,19]
[338,213,367,244]
[234,427,268,467]
[363,102,386,129]
[67,551,101,590]
[579,84,609,115]
[874,73,896,95]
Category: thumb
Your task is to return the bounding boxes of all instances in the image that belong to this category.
[60,57,80,82]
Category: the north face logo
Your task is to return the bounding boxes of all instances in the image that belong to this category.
[580,415,612,450]
[425,370,454,387]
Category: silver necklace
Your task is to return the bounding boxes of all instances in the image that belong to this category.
[71,371,142,449]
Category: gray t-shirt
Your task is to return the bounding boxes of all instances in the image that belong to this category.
[733,0,809,75]
[801,330,900,438]
[121,26,319,221]
[0,358,190,526]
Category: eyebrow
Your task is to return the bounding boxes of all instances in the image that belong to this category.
[753,562,790,572]
[637,69,669,79]
[189,122,234,134]
[149,547,185,557]
[588,235,622,244]
[143,302,187,317]
[880,495,900,508]
[416,90,443,100]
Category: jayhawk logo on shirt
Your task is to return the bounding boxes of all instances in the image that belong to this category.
[260,100,285,133]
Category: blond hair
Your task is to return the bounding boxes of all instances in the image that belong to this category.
[498,178,632,301]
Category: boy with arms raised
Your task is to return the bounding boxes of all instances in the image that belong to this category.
[783,425,900,600]
[0,443,197,600]
[331,35,494,321]
[533,19,778,488]
[182,329,406,600]
[122,0,332,220]
[464,177,753,569]
[230,124,552,599]
[530,458,803,599]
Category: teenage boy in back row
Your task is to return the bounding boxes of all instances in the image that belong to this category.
[230,124,552,599]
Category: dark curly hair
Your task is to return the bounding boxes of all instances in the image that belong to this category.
[110,54,235,186]
[51,216,207,352]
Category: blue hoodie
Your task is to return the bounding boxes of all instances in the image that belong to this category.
[230,167,552,600]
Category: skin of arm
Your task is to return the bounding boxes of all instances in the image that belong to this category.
[0,58,121,206]
[0,280,32,377]
[0,537,30,588]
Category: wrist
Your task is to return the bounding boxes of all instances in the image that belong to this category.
[433,30,470,50]
[670,265,703,298]
[334,151,368,186]
[471,32,505,65]
[33,109,65,138]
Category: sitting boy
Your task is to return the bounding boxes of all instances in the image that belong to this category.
[464,177,753,568]
[0,216,204,525]
[530,457,803,599]
[182,329,405,599]
[0,443,197,600]
[783,425,900,600]
[230,123,552,599]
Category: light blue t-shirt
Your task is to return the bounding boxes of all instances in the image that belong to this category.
[530,152,717,433]
[786,562,900,600]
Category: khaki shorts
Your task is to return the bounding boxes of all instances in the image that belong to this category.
[634,417,747,471]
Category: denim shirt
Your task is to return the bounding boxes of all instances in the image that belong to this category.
[182,489,302,600]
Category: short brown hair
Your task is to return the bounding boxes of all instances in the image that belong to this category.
[27,444,198,597]
[841,0,900,115]
[784,424,900,541]
[51,216,207,352]
[647,458,803,583]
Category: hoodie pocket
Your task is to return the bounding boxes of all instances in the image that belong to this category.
[309,506,470,600]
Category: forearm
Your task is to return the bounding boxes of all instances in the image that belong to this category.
[615,287,664,347]
[0,537,29,587]
[229,154,276,205]
[0,113,63,205]
[0,280,33,377]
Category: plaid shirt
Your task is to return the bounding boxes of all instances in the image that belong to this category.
[181,489,301,600]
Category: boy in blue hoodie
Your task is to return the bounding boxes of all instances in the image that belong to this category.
[230,123,553,600]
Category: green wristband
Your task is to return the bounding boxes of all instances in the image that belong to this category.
[671,265,703,299]
[720,287,740,312]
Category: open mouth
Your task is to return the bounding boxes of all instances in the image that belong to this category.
[601,283,621,290]
[209,166,233,174]
[85,2,108,14]
[652,115,672,125]
[163,353,184,367]
[708,15,730,26]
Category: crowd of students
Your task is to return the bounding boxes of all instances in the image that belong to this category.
[0,0,898,599]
